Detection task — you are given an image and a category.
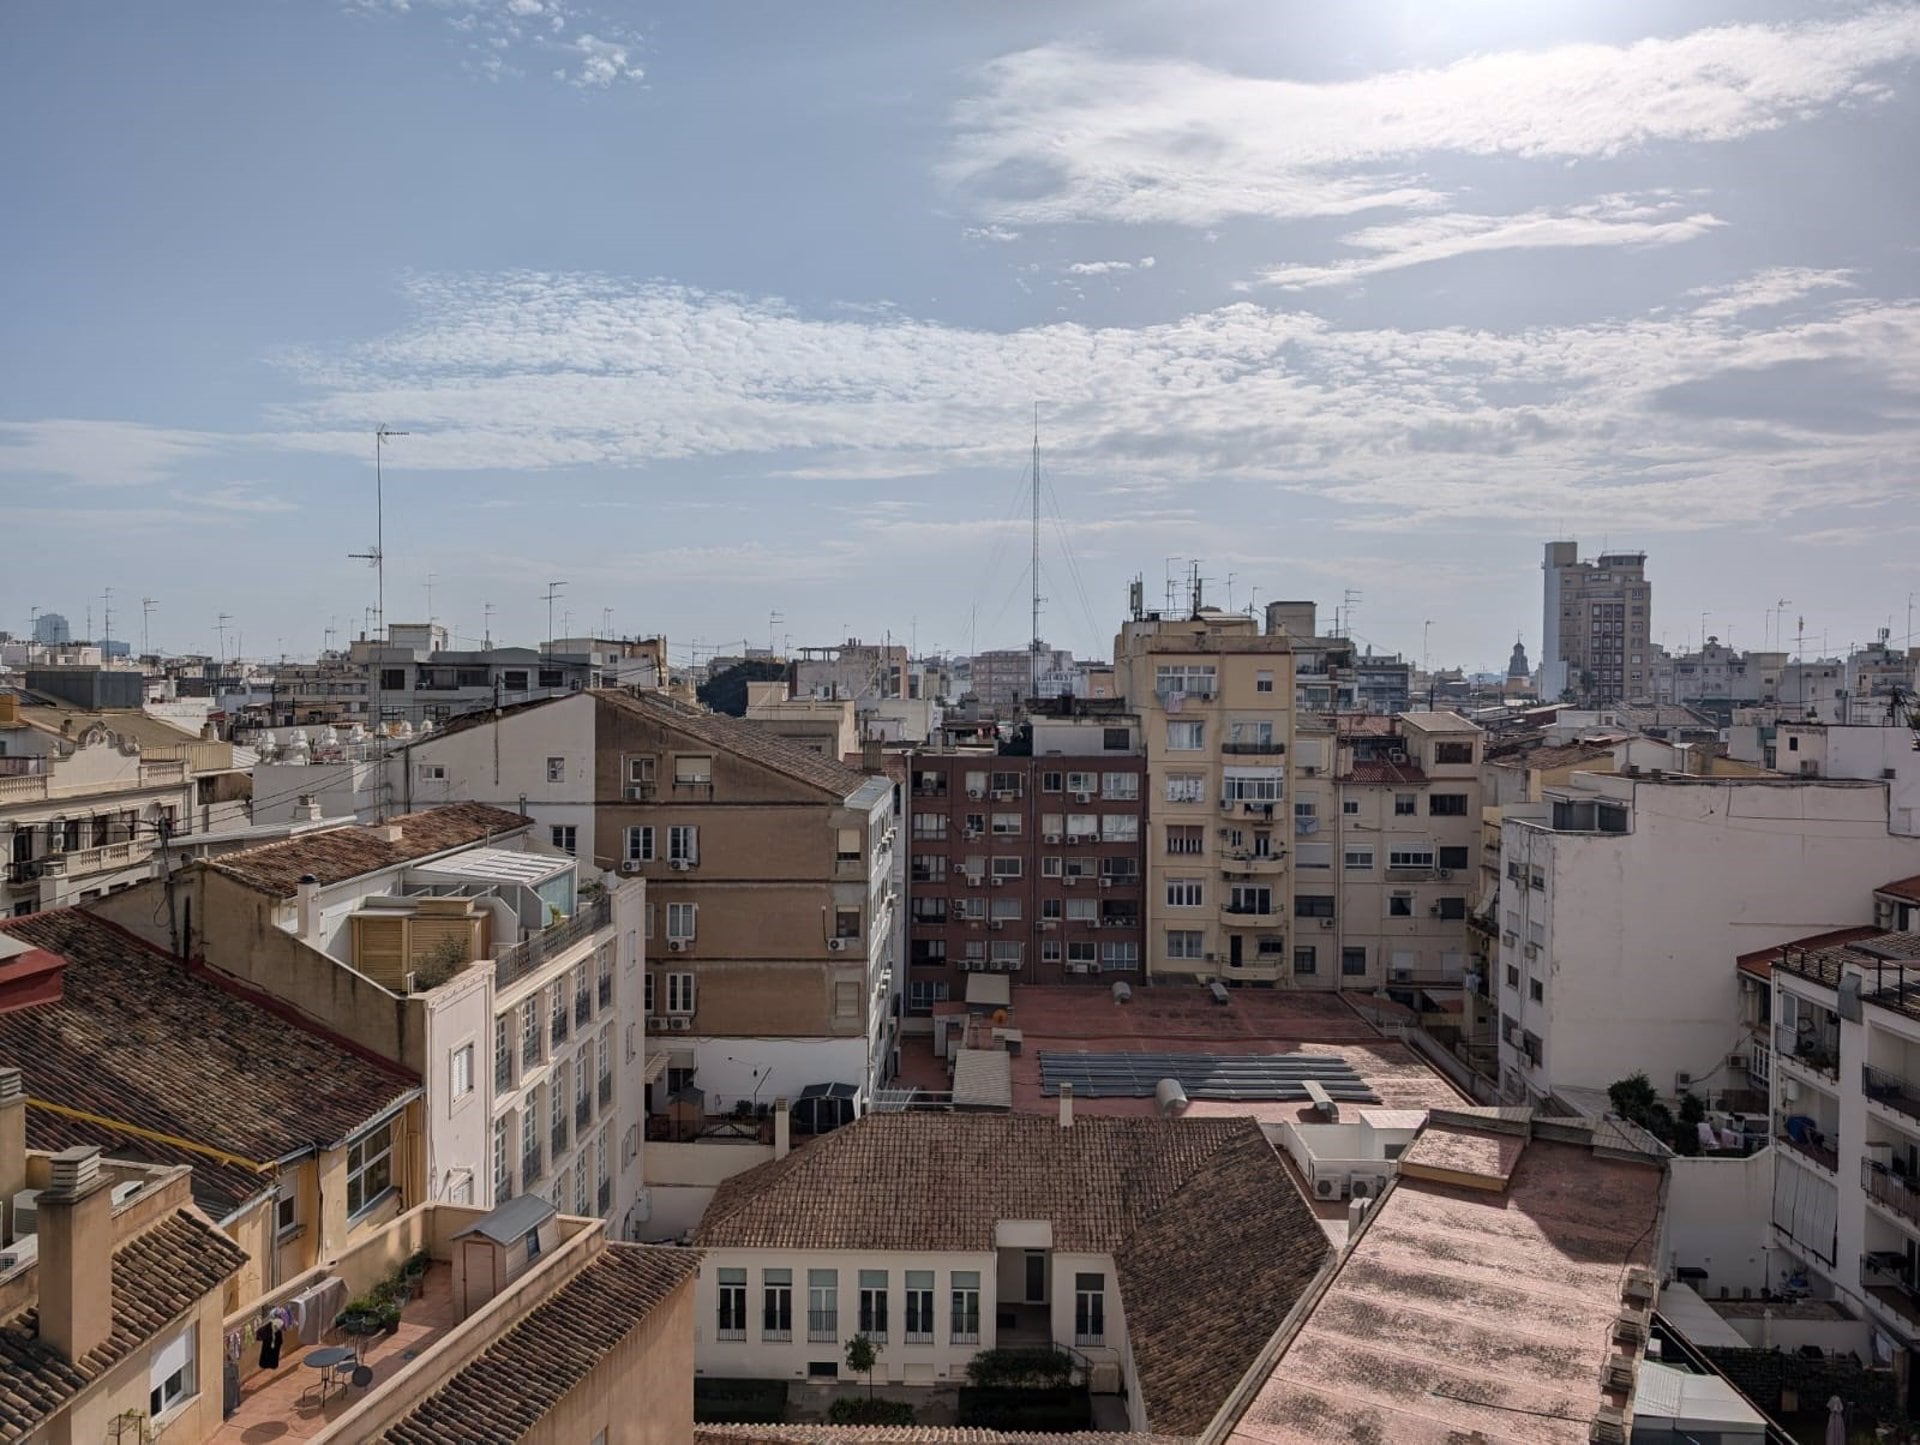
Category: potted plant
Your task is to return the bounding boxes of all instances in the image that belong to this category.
[335,1298,383,1337]
[401,1250,431,1299]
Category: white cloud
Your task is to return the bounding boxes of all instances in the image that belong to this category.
[1685,266,1858,321]
[560,33,641,88]
[1256,195,1722,290]
[946,10,1920,225]
[253,266,1920,536]
[1065,256,1157,276]
[962,225,1022,243]
[344,0,642,88]
[0,419,224,486]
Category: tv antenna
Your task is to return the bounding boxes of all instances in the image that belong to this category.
[348,426,409,642]
[141,596,157,656]
[1029,406,1045,705]
[542,581,567,660]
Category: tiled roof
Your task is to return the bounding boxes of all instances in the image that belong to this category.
[1880,874,1920,904]
[382,1244,699,1445]
[1397,710,1479,733]
[1340,759,1429,786]
[208,802,532,895]
[0,1209,248,1444]
[0,911,418,1217]
[1489,741,1620,774]
[697,1432,1192,1444]
[596,689,871,797]
[695,1114,1330,1435]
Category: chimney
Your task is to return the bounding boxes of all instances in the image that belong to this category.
[773,1098,791,1160]
[0,1070,24,1243]
[298,793,322,823]
[376,823,404,843]
[1059,1081,1074,1129]
[36,1147,112,1364]
[296,874,322,945]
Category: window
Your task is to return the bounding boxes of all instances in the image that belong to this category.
[493,1116,511,1202]
[418,763,447,782]
[380,668,406,691]
[834,979,862,1016]
[808,1269,839,1342]
[625,825,654,863]
[674,755,713,785]
[1434,741,1474,764]
[1388,846,1435,870]
[990,771,1022,796]
[905,1271,935,1343]
[1167,930,1205,959]
[1530,978,1544,1002]
[1041,770,1064,792]
[717,1268,748,1340]
[1155,663,1217,697]
[522,998,542,1066]
[1256,669,1274,692]
[644,972,655,1017]
[627,756,655,785]
[1165,773,1205,804]
[1066,771,1097,795]
[912,811,948,839]
[276,1184,299,1236]
[1429,794,1469,816]
[860,1270,890,1341]
[1102,941,1140,969]
[450,1042,474,1100]
[1040,940,1063,963]
[1341,947,1367,976]
[1102,772,1139,800]
[911,897,948,923]
[836,827,862,861]
[346,1120,395,1217]
[546,757,565,783]
[1389,893,1414,918]
[666,972,695,1014]
[1437,897,1467,920]
[1066,813,1098,839]
[666,903,697,941]
[1167,825,1205,855]
[575,1153,590,1214]
[597,945,614,1006]
[1229,885,1272,915]
[763,1269,793,1340]
[1505,963,1520,990]
[1438,846,1470,870]
[1074,1273,1106,1346]
[149,1326,196,1419]
[991,812,1022,835]
[1294,894,1335,919]
[991,941,1025,967]
[1065,898,1098,922]
[1103,727,1131,751]
[1343,798,1360,815]
[1166,879,1203,907]
[951,1271,980,1343]
[1229,719,1274,749]
[990,856,1022,878]
[669,825,699,864]
[1394,793,1417,816]
[1223,771,1283,802]
[1100,814,1138,843]
[549,824,576,856]
[1344,846,1373,870]
[1293,946,1317,975]
[1166,720,1205,751]
[989,897,1022,921]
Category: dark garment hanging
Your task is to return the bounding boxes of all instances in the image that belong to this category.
[257,1321,285,1370]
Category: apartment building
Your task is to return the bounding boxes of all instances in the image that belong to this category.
[86,803,651,1244]
[357,626,665,729]
[400,690,902,1116]
[903,702,1144,1007]
[1727,721,1920,836]
[1115,608,1295,982]
[689,1109,1329,1435]
[1648,639,1786,710]
[1748,914,1920,1383]
[1541,541,1653,703]
[966,644,1081,713]
[0,912,424,1306]
[1492,770,1920,1108]
[791,639,908,701]
[1,688,249,915]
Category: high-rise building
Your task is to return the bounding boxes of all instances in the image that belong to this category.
[1540,542,1652,703]
[31,612,70,646]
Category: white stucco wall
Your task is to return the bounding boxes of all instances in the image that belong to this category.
[1663,1151,1773,1297]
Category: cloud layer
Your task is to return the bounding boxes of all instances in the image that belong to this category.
[947,9,1920,225]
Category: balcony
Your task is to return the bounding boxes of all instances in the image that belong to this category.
[494,894,612,990]
[1864,1064,1920,1126]
[808,1310,838,1343]
[41,839,153,880]
[1776,1122,1838,1174]
[1222,741,1283,756]
[3,859,43,887]
[1862,1254,1920,1333]
[1779,1038,1839,1082]
[1865,1160,1920,1229]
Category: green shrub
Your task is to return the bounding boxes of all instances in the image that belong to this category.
[693,1378,788,1424]
[828,1398,915,1425]
[964,1348,1073,1390]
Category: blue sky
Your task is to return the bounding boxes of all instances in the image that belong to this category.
[4,1,1919,671]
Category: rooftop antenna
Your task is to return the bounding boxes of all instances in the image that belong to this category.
[349,426,409,643]
[1163,557,1182,614]
[1341,588,1362,640]
[600,607,613,637]
[542,581,567,660]
[769,610,784,657]
[99,587,113,651]
[215,613,233,662]
[424,571,438,628]
[482,602,494,651]
[1030,405,1045,706]
[140,596,156,657]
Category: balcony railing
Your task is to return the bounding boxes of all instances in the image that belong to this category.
[4,859,43,886]
[575,993,592,1026]
[1221,741,1282,755]
[551,1012,569,1046]
[807,1310,838,1343]
[494,1053,514,1096]
[598,1074,613,1107]
[1776,1129,1839,1174]
[576,1095,592,1129]
[1864,1064,1920,1125]
[551,1118,569,1153]
[1862,1255,1920,1330]
[1865,1160,1920,1228]
[494,894,612,990]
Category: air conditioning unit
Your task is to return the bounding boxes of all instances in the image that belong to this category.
[668,1017,692,1032]
[1390,966,1412,982]
[1502,931,1517,946]
[1524,943,1539,959]
[11,1190,39,1237]
[1728,1054,1750,1072]
[1089,962,1103,975]
[989,876,1005,887]
[669,858,692,871]
[1039,921,1057,931]
[1674,1072,1693,1093]
[967,789,985,800]
[1314,1175,1345,1200]
[1073,791,1091,804]
[1429,904,1443,917]
[648,1017,668,1031]
[1067,962,1089,975]
[1388,749,1409,764]
[624,784,654,801]
[989,921,1004,931]
[1099,877,1113,889]
[619,860,643,875]
[828,938,848,951]
[1783,1079,1801,1103]
[1435,868,1452,880]
[1063,878,1078,888]
[0,1233,37,1273]
[667,939,687,953]
[1349,1174,1385,1200]
[991,789,1012,801]
[1319,917,1336,930]
[1043,834,1061,845]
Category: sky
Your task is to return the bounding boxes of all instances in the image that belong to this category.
[4,1,1920,673]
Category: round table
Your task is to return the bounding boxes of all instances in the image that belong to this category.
[303,1346,357,1403]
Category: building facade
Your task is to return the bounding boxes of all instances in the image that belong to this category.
[1541,541,1653,703]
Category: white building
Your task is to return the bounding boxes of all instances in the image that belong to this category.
[1728,722,1920,837]
[688,1107,1331,1436]
[1494,770,1920,1107]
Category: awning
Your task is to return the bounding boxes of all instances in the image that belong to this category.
[965,974,1011,1008]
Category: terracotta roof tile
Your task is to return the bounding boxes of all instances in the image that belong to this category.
[697,1432,1192,1444]
[382,1243,699,1445]
[0,1209,248,1444]
[694,1114,1330,1434]
[0,911,418,1217]
[1340,760,1429,786]
[596,689,871,796]
[208,802,532,896]
[1880,874,1920,904]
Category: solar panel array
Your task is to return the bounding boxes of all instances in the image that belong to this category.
[1037,1051,1380,1102]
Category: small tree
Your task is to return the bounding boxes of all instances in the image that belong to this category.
[845,1332,879,1401]
[1608,1071,1676,1149]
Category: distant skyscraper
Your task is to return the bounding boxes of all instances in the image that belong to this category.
[1541,542,1651,703]
[32,612,71,646]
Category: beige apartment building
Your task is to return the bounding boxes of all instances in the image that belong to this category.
[1115,609,1296,982]
[1541,541,1653,703]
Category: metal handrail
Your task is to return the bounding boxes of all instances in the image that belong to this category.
[495,895,612,989]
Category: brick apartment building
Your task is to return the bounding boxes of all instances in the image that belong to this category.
[904,703,1145,1010]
